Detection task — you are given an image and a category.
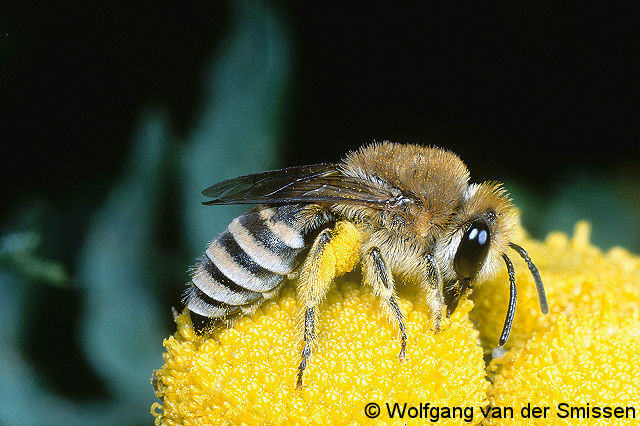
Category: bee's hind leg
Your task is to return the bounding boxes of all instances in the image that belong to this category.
[296,228,335,389]
[297,306,316,388]
[362,247,407,361]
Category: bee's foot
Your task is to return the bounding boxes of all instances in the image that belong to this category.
[431,314,443,333]
[296,370,304,390]
[398,346,406,362]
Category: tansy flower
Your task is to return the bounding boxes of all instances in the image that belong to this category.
[151,222,640,425]
[476,222,640,425]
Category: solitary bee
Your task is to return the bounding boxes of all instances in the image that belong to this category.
[184,142,548,388]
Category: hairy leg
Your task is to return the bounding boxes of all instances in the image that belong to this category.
[422,253,446,332]
[295,221,364,388]
[362,247,407,360]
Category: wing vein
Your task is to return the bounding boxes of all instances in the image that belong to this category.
[201,163,394,207]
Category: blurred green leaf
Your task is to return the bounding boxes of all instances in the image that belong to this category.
[77,110,168,402]
[0,273,118,424]
[0,231,69,286]
[181,0,292,255]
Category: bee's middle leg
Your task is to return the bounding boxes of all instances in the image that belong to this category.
[362,247,407,360]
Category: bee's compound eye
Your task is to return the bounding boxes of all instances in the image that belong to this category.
[454,221,491,279]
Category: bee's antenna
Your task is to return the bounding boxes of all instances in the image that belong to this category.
[508,242,549,314]
[499,253,517,346]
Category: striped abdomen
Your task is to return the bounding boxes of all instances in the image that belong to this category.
[186,205,316,328]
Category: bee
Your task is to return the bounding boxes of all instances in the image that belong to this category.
[184,142,548,388]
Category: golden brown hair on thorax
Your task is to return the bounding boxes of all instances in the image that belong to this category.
[340,142,471,240]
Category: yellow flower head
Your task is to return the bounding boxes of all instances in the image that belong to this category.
[152,222,640,425]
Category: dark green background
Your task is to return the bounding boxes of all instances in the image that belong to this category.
[1,2,637,424]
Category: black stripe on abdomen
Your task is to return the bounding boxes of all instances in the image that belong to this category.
[235,211,302,271]
[210,231,284,292]
[191,255,263,306]
[185,285,242,319]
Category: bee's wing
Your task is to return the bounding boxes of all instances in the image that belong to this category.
[202,163,393,206]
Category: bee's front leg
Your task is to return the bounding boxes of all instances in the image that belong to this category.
[362,247,407,360]
[422,253,447,333]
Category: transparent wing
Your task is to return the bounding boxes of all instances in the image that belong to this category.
[202,163,393,206]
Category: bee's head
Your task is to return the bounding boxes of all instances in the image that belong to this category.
[435,181,547,345]
[436,182,517,284]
